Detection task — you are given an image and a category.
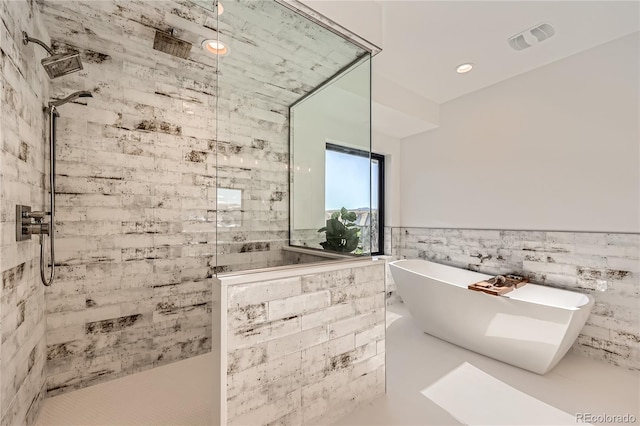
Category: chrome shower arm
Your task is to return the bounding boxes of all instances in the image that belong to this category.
[22,31,84,79]
[22,31,55,55]
[48,91,92,108]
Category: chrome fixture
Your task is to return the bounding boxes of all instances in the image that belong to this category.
[16,205,49,241]
[153,29,192,59]
[16,91,93,286]
[49,91,93,108]
[22,31,84,78]
[16,204,54,286]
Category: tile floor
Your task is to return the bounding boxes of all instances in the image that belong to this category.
[36,303,640,425]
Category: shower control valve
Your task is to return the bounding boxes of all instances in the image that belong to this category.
[16,205,51,240]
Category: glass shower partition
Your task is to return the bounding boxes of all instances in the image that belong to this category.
[290,56,372,256]
[213,0,374,274]
[201,1,383,423]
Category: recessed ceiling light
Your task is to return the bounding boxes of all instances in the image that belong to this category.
[217,2,224,15]
[202,39,229,55]
[456,63,473,74]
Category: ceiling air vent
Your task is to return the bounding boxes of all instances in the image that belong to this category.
[508,34,531,51]
[508,22,555,51]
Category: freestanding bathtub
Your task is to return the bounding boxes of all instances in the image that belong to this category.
[389,259,594,374]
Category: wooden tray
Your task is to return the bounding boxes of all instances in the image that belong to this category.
[468,274,529,296]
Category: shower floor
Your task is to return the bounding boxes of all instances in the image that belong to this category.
[36,304,639,425]
[35,353,215,425]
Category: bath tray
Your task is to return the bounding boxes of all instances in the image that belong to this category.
[468,274,529,296]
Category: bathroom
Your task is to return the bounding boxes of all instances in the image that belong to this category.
[0,0,638,425]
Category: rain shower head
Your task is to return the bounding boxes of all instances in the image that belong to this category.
[153,29,192,59]
[22,31,84,78]
[41,52,83,79]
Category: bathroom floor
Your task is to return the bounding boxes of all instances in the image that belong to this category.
[36,303,639,425]
[337,303,640,425]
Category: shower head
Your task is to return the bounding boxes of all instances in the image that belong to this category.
[22,31,84,78]
[41,52,83,79]
[153,29,192,59]
[48,91,92,108]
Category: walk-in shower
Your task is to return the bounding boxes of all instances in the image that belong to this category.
[17,28,89,286]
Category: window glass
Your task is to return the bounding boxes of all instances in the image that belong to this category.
[325,144,384,255]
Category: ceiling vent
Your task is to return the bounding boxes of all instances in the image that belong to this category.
[508,23,555,51]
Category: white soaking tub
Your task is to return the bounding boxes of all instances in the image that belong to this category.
[389,259,594,374]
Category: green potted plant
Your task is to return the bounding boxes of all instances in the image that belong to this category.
[318,207,360,253]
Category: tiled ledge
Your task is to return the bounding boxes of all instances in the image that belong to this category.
[216,257,380,287]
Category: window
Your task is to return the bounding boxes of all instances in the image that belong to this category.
[325,143,384,255]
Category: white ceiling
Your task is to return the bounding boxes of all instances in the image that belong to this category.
[307,1,640,105]
[377,1,640,104]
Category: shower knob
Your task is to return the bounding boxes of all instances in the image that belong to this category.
[22,223,50,236]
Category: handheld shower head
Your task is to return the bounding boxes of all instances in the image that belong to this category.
[23,31,84,79]
[48,91,93,108]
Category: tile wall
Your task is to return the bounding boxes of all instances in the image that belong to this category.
[218,260,386,425]
[393,227,639,370]
[0,1,50,424]
[382,226,401,305]
[40,0,218,396]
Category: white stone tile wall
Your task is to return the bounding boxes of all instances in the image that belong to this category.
[0,1,50,424]
[382,226,402,305]
[40,0,217,396]
[222,261,386,425]
[290,229,325,252]
[395,227,640,370]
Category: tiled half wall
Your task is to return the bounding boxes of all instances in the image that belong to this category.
[214,260,386,425]
[386,227,639,370]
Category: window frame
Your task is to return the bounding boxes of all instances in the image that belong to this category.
[325,143,385,255]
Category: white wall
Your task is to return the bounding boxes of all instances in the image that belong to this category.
[400,33,640,233]
[291,110,368,230]
[372,131,401,227]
